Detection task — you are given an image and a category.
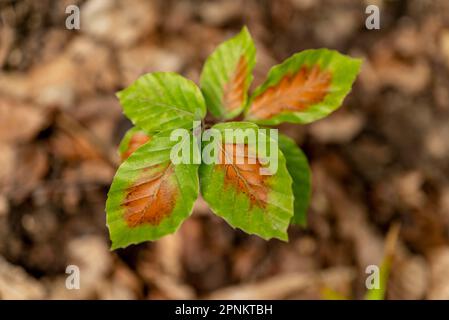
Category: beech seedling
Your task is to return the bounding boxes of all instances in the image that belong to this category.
[106,27,361,249]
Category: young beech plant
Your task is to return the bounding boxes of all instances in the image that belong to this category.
[106,27,361,249]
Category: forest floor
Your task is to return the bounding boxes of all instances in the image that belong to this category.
[0,0,449,299]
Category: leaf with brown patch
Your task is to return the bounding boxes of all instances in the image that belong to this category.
[107,132,199,249]
[248,65,332,119]
[118,127,150,162]
[200,27,256,119]
[245,49,362,125]
[222,56,248,113]
[199,122,294,241]
[219,143,268,208]
[122,164,176,227]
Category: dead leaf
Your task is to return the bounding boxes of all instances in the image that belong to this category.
[0,37,119,107]
[11,145,48,203]
[206,267,355,299]
[81,0,157,47]
[0,98,47,143]
[0,256,45,299]
[428,247,449,299]
[309,112,365,143]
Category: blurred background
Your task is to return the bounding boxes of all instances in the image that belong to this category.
[0,0,448,299]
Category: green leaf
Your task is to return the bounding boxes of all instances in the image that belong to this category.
[278,134,311,226]
[199,122,294,240]
[117,72,206,133]
[106,131,199,249]
[320,287,349,300]
[118,127,151,162]
[245,49,362,125]
[200,26,256,120]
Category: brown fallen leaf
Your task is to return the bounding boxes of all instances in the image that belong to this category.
[313,164,384,268]
[81,0,157,47]
[118,43,184,86]
[0,37,119,108]
[138,266,196,300]
[48,236,113,299]
[10,145,48,203]
[388,255,428,300]
[0,256,45,299]
[0,143,15,195]
[427,247,449,299]
[359,49,430,95]
[309,111,365,143]
[0,98,47,144]
[199,0,242,26]
[206,267,355,300]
